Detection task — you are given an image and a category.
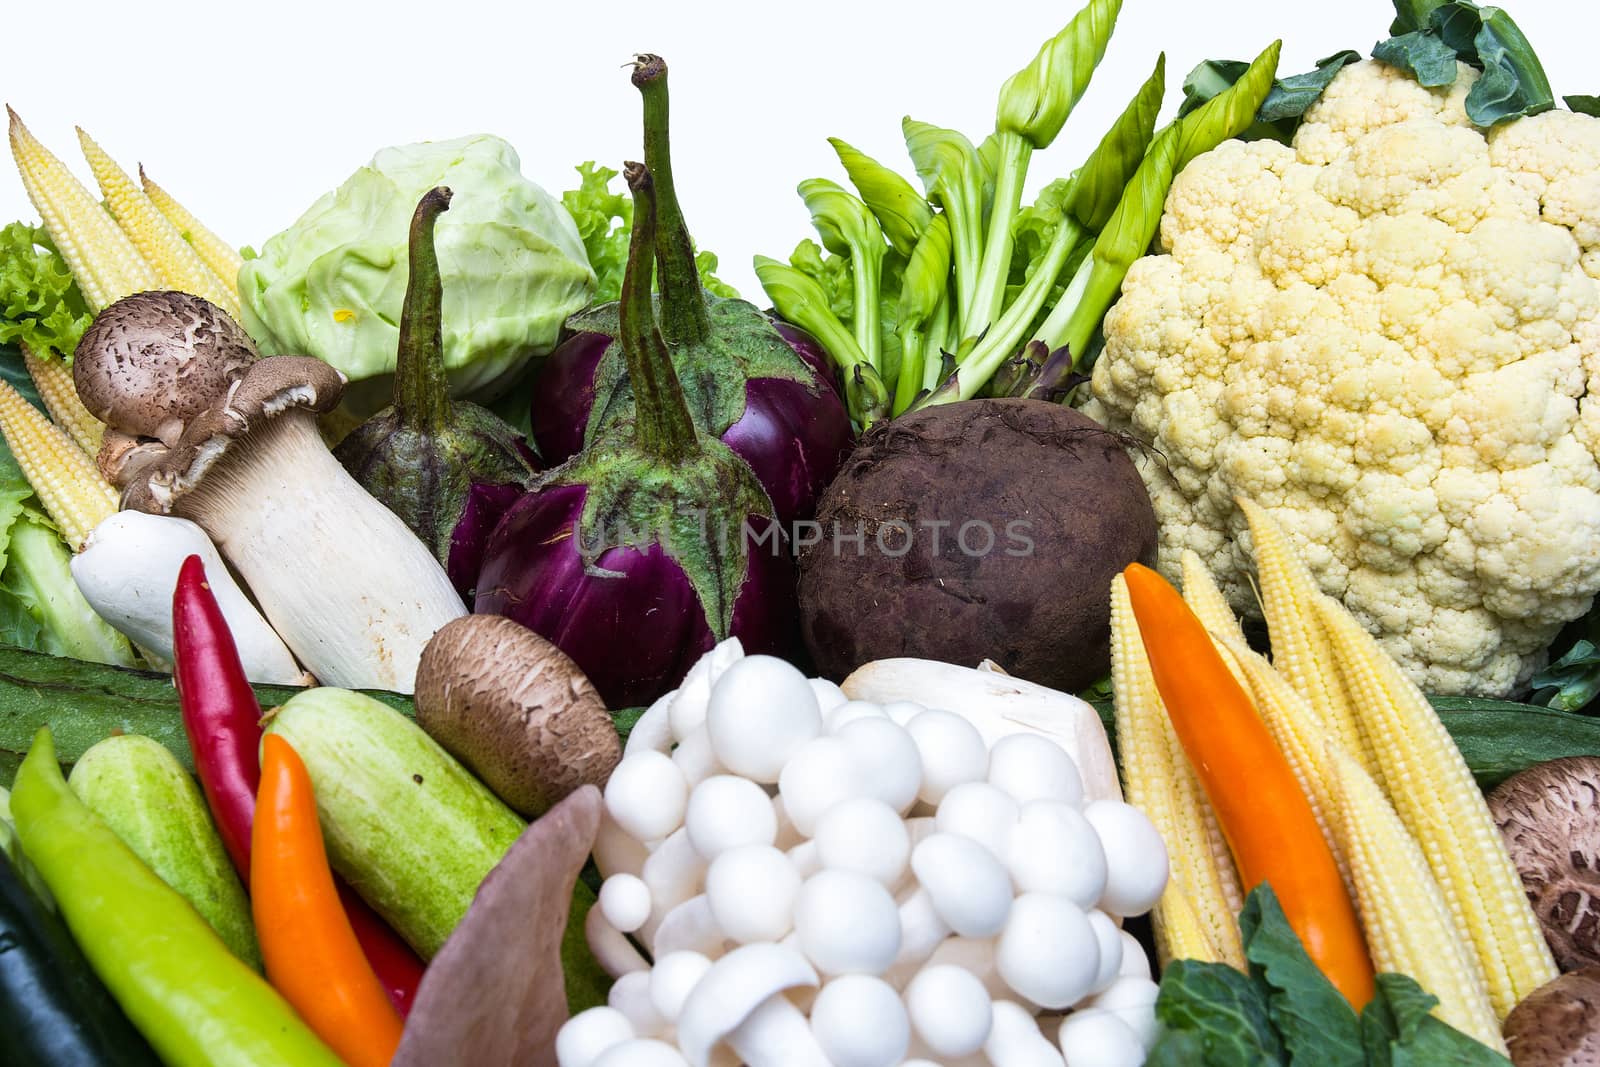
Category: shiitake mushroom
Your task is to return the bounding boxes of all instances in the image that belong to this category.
[1504,967,1600,1066]
[414,614,620,818]
[1488,755,1600,972]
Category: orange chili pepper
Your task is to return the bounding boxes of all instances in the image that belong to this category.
[1122,561,1375,1009]
[253,734,403,1067]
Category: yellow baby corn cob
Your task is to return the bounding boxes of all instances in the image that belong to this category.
[1111,573,1246,969]
[1180,549,1251,689]
[22,344,103,455]
[77,129,239,319]
[8,108,157,312]
[1315,595,1557,1018]
[140,165,245,294]
[1323,742,1505,1052]
[1238,498,1376,776]
[0,381,116,551]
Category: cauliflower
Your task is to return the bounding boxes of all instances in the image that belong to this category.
[1087,59,1600,696]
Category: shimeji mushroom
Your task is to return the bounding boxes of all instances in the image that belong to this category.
[74,290,465,691]
[1055,1009,1145,1067]
[674,943,830,1067]
[1083,800,1170,918]
[904,965,994,1059]
[1007,800,1109,907]
[984,1000,1066,1067]
[808,975,910,1067]
[996,893,1102,1009]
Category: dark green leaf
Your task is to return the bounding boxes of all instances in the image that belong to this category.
[1259,51,1364,122]
[1465,6,1555,125]
[1373,30,1462,87]
[1154,957,1286,1065]
[612,707,645,746]
[1529,638,1600,712]
[1362,973,1512,1066]
[1240,886,1363,1067]
[1373,1,1554,125]
[1144,1029,1210,1066]
[1567,95,1600,116]
[1178,50,1358,144]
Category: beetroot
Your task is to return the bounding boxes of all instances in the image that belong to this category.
[797,398,1157,692]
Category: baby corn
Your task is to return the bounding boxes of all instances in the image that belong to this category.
[22,345,102,455]
[1316,596,1557,1018]
[0,381,116,551]
[1111,573,1246,968]
[140,165,245,293]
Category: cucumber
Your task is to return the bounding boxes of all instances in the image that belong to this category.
[68,735,260,969]
[0,644,414,788]
[263,687,526,959]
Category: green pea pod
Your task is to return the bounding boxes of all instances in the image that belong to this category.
[11,728,343,1067]
[68,734,261,969]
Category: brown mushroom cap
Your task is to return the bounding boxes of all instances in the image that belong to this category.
[414,614,621,819]
[1488,756,1600,972]
[1503,967,1600,1065]
[74,291,259,445]
[118,355,347,515]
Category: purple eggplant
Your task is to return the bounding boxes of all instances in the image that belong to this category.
[531,54,851,525]
[477,162,798,708]
[335,188,537,600]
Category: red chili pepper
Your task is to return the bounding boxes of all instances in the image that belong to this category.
[172,554,425,1016]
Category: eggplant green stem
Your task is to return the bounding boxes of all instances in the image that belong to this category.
[621,162,700,462]
[967,132,1032,337]
[632,54,711,347]
[392,187,454,435]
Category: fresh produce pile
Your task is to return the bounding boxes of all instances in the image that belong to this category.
[2,0,1600,1063]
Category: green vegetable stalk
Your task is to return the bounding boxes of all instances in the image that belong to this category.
[829,138,933,256]
[11,729,344,1067]
[752,256,887,425]
[904,119,986,334]
[1022,39,1282,383]
[968,0,1123,339]
[950,52,1166,399]
[800,179,889,373]
[893,215,952,414]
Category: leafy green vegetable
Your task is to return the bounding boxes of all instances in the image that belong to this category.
[561,161,737,305]
[1178,51,1363,143]
[1150,885,1511,1065]
[0,440,132,668]
[1567,95,1600,116]
[1153,957,1285,1064]
[0,223,92,362]
[1241,890,1362,1066]
[1529,637,1600,711]
[1372,0,1554,125]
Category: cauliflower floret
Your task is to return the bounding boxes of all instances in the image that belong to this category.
[1089,59,1600,696]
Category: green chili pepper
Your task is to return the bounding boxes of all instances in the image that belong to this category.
[10,728,344,1067]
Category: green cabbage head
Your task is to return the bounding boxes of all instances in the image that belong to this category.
[239,134,594,413]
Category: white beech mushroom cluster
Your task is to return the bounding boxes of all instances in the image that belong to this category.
[559,641,1169,1067]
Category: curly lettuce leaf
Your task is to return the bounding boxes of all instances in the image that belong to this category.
[562,162,738,305]
[0,223,92,362]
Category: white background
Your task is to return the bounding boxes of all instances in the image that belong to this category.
[2,0,1589,298]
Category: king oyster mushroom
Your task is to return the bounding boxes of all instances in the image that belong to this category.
[1488,756,1600,972]
[74,290,466,692]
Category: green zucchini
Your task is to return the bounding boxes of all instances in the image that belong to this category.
[262,687,525,959]
[0,644,412,787]
[68,735,261,969]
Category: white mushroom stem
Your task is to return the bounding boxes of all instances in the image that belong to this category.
[174,411,464,692]
[724,994,830,1067]
[652,895,726,959]
[891,890,954,980]
[587,903,651,978]
[70,511,308,685]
